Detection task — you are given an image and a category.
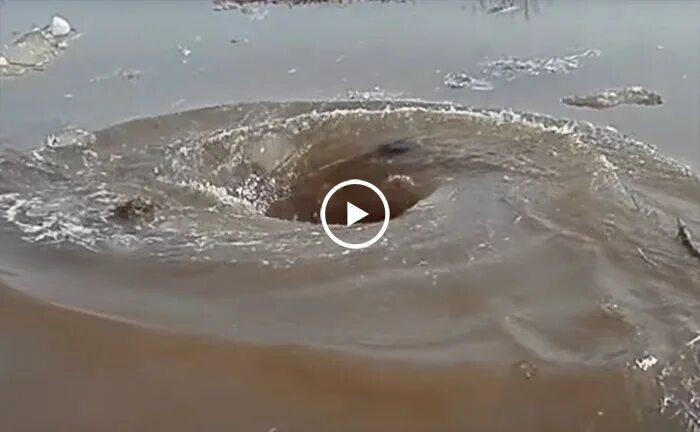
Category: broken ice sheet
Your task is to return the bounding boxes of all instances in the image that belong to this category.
[481,49,601,81]
[0,15,79,78]
[443,48,600,91]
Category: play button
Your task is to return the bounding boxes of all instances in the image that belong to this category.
[320,179,390,249]
[346,202,368,227]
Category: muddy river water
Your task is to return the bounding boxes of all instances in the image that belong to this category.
[1,1,699,431]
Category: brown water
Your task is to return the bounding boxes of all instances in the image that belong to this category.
[1,2,700,432]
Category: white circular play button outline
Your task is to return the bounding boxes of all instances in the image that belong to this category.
[320,179,389,250]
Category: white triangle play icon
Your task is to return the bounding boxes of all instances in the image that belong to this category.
[346,202,369,227]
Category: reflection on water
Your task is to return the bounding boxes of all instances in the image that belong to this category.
[0,1,699,432]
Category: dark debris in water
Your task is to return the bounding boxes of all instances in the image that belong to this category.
[375,139,417,157]
[265,136,434,225]
[562,87,663,110]
[677,218,700,261]
[112,197,157,222]
[512,359,539,380]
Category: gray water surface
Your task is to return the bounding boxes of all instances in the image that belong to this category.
[1,0,699,166]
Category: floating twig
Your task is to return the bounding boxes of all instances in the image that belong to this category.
[636,247,657,267]
[686,333,700,347]
[676,217,700,260]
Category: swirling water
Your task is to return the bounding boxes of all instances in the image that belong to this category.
[1,100,699,431]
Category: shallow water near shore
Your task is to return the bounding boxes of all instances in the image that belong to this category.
[1,1,699,432]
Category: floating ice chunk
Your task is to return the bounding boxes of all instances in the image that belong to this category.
[562,87,662,109]
[469,78,496,91]
[443,72,494,91]
[50,15,71,37]
[176,45,192,57]
[45,128,96,149]
[488,5,521,14]
[0,17,78,77]
[481,49,600,81]
[248,7,268,21]
[343,86,403,101]
[635,353,658,371]
[89,68,141,83]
